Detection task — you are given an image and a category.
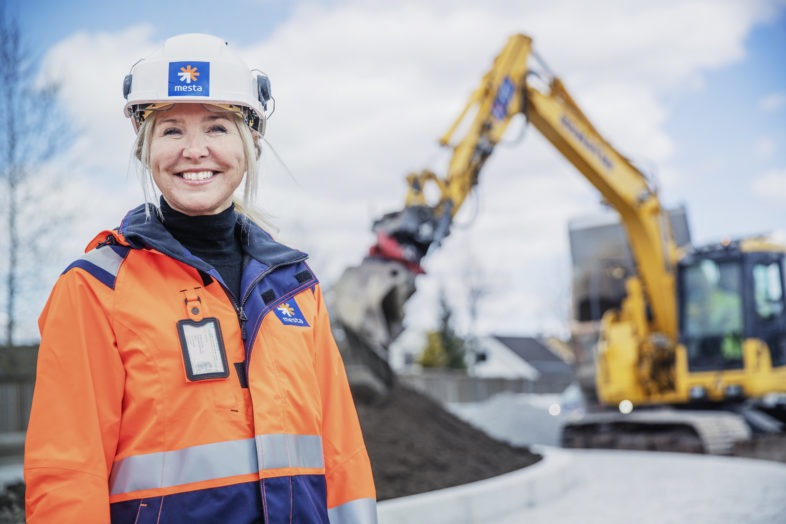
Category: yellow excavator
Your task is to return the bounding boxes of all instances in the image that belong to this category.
[332,33,786,454]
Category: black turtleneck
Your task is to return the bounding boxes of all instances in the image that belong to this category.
[160,198,243,300]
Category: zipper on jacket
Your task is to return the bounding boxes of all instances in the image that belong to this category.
[219,285,248,341]
[237,305,248,341]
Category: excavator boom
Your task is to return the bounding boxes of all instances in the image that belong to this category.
[333,33,676,397]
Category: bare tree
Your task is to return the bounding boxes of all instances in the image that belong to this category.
[0,7,70,347]
[460,249,494,371]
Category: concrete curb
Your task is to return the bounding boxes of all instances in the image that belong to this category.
[377,446,576,524]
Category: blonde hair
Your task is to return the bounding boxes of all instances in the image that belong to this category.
[133,105,272,228]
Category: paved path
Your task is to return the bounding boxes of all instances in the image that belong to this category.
[498,449,786,524]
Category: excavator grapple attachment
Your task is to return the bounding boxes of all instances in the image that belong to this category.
[331,257,418,400]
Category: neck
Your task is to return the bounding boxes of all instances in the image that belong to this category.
[160,198,238,252]
[160,198,244,298]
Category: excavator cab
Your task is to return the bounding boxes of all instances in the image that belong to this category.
[677,242,786,387]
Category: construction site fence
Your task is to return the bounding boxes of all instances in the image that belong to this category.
[0,346,37,433]
[399,371,572,405]
[0,347,576,430]
[0,376,33,433]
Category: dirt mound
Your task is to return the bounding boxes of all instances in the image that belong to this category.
[355,384,541,501]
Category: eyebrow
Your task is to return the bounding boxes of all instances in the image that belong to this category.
[156,114,232,126]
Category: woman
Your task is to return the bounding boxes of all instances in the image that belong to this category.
[24,33,377,523]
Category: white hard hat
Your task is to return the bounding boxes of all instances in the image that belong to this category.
[123,33,272,135]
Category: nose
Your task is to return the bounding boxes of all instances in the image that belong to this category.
[182,132,209,159]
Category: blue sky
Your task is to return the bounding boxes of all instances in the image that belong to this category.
[15,0,293,49]
[665,13,786,240]
[4,0,786,344]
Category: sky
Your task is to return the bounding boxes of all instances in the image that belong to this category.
[4,0,786,348]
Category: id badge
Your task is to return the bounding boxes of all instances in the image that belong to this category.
[177,317,230,381]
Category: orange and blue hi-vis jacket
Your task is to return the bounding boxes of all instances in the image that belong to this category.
[24,204,377,523]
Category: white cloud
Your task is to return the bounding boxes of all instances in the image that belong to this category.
[755,137,776,160]
[40,26,155,166]
[36,0,781,337]
[752,169,786,203]
[759,92,786,112]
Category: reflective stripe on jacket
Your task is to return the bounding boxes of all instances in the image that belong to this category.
[24,204,377,523]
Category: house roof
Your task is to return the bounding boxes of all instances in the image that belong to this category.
[492,336,574,377]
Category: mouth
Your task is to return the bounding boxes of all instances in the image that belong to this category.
[178,170,217,181]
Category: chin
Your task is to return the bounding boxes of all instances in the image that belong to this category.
[170,199,231,216]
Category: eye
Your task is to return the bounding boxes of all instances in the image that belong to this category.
[161,127,182,137]
[208,124,229,134]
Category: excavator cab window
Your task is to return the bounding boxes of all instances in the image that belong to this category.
[680,257,745,371]
[749,255,786,367]
[752,260,784,322]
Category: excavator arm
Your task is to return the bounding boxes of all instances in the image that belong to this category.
[332,34,678,399]
[525,80,678,338]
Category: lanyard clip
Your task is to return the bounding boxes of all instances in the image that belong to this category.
[180,287,204,321]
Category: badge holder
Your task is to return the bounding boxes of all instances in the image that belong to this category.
[177,288,229,381]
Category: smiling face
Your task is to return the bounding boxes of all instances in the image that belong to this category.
[148,103,247,216]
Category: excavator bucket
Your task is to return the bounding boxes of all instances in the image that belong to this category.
[330,257,418,401]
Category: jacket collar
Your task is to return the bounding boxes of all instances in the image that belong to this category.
[114,203,307,270]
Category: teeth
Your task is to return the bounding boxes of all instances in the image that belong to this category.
[182,171,214,181]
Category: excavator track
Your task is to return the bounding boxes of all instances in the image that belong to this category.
[561,410,753,455]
